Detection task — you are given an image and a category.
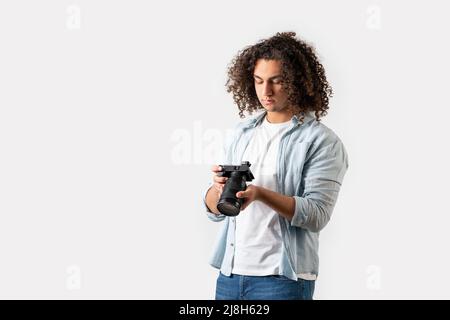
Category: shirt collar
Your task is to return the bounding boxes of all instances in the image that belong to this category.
[242,110,316,129]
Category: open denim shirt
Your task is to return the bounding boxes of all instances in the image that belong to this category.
[203,111,349,280]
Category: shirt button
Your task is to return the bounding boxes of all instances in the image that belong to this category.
[230,243,234,246]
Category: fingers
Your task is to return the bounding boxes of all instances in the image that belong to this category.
[211,165,222,173]
[212,164,227,184]
[213,176,228,184]
[211,165,227,195]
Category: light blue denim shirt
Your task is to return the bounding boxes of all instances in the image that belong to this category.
[203,111,349,281]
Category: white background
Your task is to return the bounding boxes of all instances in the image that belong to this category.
[0,0,449,299]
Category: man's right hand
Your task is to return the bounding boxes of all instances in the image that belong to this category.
[205,165,229,215]
[211,165,228,196]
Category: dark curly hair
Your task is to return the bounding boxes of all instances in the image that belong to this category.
[225,31,333,123]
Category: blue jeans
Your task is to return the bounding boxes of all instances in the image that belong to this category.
[215,272,315,300]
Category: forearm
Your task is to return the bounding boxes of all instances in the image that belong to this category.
[205,186,221,215]
[257,186,295,220]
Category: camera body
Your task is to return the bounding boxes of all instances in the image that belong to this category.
[217,161,254,216]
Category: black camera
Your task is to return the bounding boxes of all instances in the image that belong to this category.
[217,161,255,216]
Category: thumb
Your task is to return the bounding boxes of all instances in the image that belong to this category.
[236,190,247,198]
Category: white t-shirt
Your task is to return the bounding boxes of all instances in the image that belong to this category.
[232,115,292,276]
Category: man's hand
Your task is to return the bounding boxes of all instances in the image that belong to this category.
[204,165,229,215]
[211,165,227,195]
[238,185,296,220]
[236,185,260,211]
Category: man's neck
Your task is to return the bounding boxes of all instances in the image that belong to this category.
[265,110,294,123]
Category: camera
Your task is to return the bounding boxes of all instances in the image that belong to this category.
[217,161,255,216]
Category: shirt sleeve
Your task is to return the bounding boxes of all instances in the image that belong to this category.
[203,181,227,222]
[291,138,349,232]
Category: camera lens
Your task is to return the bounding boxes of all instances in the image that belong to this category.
[217,199,240,216]
[217,171,247,216]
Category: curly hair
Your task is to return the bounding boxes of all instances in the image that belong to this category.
[225,31,333,123]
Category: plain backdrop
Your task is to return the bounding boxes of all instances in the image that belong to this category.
[0,0,449,299]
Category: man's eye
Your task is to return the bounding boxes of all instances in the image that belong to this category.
[254,79,282,84]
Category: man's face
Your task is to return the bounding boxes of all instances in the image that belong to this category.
[253,59,290,113]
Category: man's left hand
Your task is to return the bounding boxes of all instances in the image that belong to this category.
[236,185,260,211]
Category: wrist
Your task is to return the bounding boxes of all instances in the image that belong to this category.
[254,185,263,201]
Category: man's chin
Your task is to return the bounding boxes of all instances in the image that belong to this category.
[261,103,276,110]
[264,106,279,112]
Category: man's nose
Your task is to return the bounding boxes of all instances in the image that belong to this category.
[262,83,273,96]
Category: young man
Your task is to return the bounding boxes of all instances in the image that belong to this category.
[203,32,349,300]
